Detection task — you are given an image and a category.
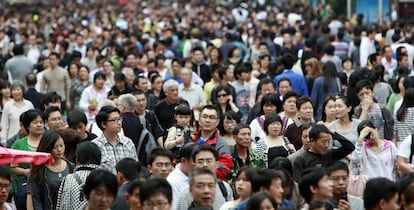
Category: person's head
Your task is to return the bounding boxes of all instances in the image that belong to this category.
[398,54,409,67]
[234,64,249,82]
[277,77,292,96]
[260,93,282,116]
[246,192,279,210]
[220,111,241,135]
[0,166,11,206]
[68,62,80,79]
[334,94,353,121]
[192,145,218,172]
[321,95,336,122]
[234,166,256,199]
[309,124,332,155]
[118,93,137,112]
[125,179,144,210]
[325,161,350,199]
[0,79,10,99]
[199,105,220,134]
[162,79,179,103]
[299,168,333,204]
[357,119,378,141]
[308,199,335,210]
[114,72,127,90]
[134,76,149,91]
[12,44,24,56]
[83,169,118,210]
[22,109,44,136]
[178,142,197,174]
[78,65,90,81]
[133,90,147,113]
[43,106,63,130]
[382,45,393,58]
[281,53,296,70]
[368,53,381,66]
[300,123,312,150]
[259,42,269,55]
[364,178,399,210]
[232,124,251,149]
[10,81,25,101]
[283,91,299,114]
[251,169,284,204]
[116,158,141,184]
[102,60,114,75]
[139,178,172,210]
[42,91,62,109]
[49,52,60,68]
[25,73,37,87]
[180,68,193,85]
[95,106,122,133]
[58,128,82,163]
[67,110,88,137]
[323,45,335,56]
[296,96,314,121]
[263,114,283,137]
[37,130,65,160]
[397,88,414,121]
[403,186,414,210]
[355,79,374,102]
[171,58,183,76]
[76,141,101,165]
[188,168,217,208]
[192,46,205,64]
[259,78,276,96]
[174,104,192,127]
[147,148,173,179]
[342,57,353,70]
[214,84,232,105]
[93,71,107,90]
[210,64,221,81]
[304,58,323,78]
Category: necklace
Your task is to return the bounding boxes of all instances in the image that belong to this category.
[49,161,65,178]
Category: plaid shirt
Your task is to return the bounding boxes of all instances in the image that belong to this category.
[92,134,138,174]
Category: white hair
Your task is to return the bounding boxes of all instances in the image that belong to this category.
[162,79,179,92]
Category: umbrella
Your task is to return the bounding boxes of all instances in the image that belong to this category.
[0,147,53,166]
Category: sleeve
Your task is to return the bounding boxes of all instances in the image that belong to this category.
[331,132,355,160]
[397,135,412,159]
[28,177,43,210]
[301,76,309,96]
[78,88,90,112]
[249,119,261,139]
[352,142,363,162]
[293,155,305,182]
[164,127,177,149]
[149,112,165,139]
[311,80,320,115]
[128,139,139,161]
[0,104,10,145]
[382,106,395,140]
[360,40,368,67]
[64,72,71,101]
[39,72,47,93]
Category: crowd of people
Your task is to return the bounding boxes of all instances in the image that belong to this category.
[0,0,414,209]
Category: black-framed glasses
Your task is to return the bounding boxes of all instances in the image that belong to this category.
[107,118,123,124]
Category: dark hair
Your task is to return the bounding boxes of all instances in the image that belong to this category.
[12,44,24,55]
[42,91,62,106]
[268,157,293,176]
[0,166,10,182]
[251,169,282,193]
[397,88,414,121]
[179,142,198,160]
[398,174,414,203]
[296,96,312,110]
[171,57,183,67]
[114,72,126,81]
[283,91,300,104]
[309,200,335,210]
[21,109,44,133]
[234,63,249,80]
[235,166,256,184]
[309,124,331,141]
[139,178,173,204]
[364,178,398,210]
[246,192,278,210]
[192,145,219,162]
[43,106,61,121]
[175,104,192,116]
[299,168,328,203]
[127,179,144,195]
[232,124,251,136]
[200,105,219,118]
[95,106,121,131]
[147,147,173,166]
[210,64,222,76]
[263,114,283,135]
[321,95,336,122]
[342,57,353,66]
[393,75,408,93]
[278,77,292,87]
[260,93,282,116]
[67,110,88,128]
[116,158,141,181]
[76,141,101,165]
[355,79,374,94]
[26,73,37,86]
[281,53,296,69]
[83,169,118,200]
[335,94,354,121]
[404,186,414,206]
[324,160,349,176]
[322,61,339,91]
[93,71,107,83]
[219,111,241,135]
[357,120,376,136]
[189,167,217,187]
[58,128,82,163]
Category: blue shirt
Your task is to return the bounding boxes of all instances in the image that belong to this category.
[274,70,309,96]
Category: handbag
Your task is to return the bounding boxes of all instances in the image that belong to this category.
[347,158,369,197]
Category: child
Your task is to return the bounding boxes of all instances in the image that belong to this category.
[164,104,192,158]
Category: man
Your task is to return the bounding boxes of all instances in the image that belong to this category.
[92,106,138,174]
[360,29,377,68]
[133,76,157,111]
[363,178,399,210]
[154,79,189,130]
[288,123,311,166]
[4,44,33,83]
[25,34,41,65]
[179,68,206,112]
[0,166,16,209]
[381,45,398,76]
[176,146,233,210]
[147,148,173,179]
[236,169,284,210]
[277,77,292,101]
[43,106,64,130]
[231,64,250,123]
[108,73,134,97]
[124,53,143,76]
[139,178,173,210]
[246,78,277,124]
[167,143,197,210]
[67,110,97,142]
[325,161,364,210]
[274,53,308,96]
[194,105,230,155]
[42,91,62,110]
[298,168,335,208]
[228,124,265,181]
[332,30,349,60]
[117,93,144,149]
[210,65,237,105]
[191,46,211,84]
[293,124,355,182]
[24,73,44,111]
[124,180,143,210]
[39,52,71,111]
[188,168,217,209]
[112,158,141,210]
[133,90,164,146]
[164,58,183,83]
[321,45,342,72]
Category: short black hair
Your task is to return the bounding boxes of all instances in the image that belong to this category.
[234,64,249,80]
[296,96,312,110]
[127,179,144,195]
[139,178,173,204]
[95,106,121,131]
[200,105,219,118]
[42,91,62,106]
[232,124,251,136]
[309,124,331,141]
[116,158,141,181]
[67,109,88,128]
[26,73,37,86]
[247,192,278,210]
[43,106,61,121]
[93,71,107,83]
[21,109,43,133]
[324,160,349,176]
[283,91,300,104]
[192,145,219,162]
[263,114,282,135]
[147,147,173,166]
[0,166,11,182]
[83,169,118,200]
[175,104,192,116]
[260,93,282,115]
[299,168,328,203]
[179,142,198,160]
[282,53,296,69]
[76,141,101,165]
[364,178,398,210]
[114,72,126,81]
[278,77,291,87]
[324,45,335,55]
[13,44,24,56]
[355,79,374,95]
[357,119,376,135]
[251,169,282,193]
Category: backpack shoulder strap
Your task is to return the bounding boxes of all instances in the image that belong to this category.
[410,135,414,164]
[217,179,228,201]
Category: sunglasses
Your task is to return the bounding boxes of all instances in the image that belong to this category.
[217,94,228,98]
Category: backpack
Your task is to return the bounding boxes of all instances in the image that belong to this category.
[217,179,229,201]
[137,116,156,166]
[409,135,414,164]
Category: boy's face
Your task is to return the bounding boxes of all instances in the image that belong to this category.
[175,114,191,127]
[0,177,11,205]
[71,122,87,137]
[125,187,142,210]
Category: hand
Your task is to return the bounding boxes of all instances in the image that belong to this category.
[66,101,71,110]
[337,199,351,210]
[175,136,184,145]
[24,169,30,177]
[287,144,296,152]
[358,127,371,142]
[361,98,373,111]
[228,95,234,104]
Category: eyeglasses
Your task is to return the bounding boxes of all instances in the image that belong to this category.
[200,114,218,120]
[217,94,228,98]
[107,118,123,124]
[0,183,11,190]
[143,200,170,208]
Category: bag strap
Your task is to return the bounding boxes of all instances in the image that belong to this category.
[336,78,341,93]
[217,179,228,201]
[410,134,414,164]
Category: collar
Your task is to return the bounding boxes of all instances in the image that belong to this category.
[193,130,219,146]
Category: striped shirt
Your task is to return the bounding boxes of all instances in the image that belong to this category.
[395,107,414,146]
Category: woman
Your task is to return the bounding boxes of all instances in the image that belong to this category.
[353,120,397,181]
[311,61,342,121]
[285,96,314,150]
[395,87,414,146]
[257,55,271,80]
[207,47,224,66]
[227,47,242,68]
[328,95,361,145]
[70,65,91,110]
[219,111,241,146]
[67,62,80,83]
[81,46,98,71]
[320,96,337,124]
[304,58,323,93]
[220,167,255,210]
[79,71,109,127]
[28,130,73,210]
[0,79,11,120]
[1,82,34,143]
[246,192,279,210]
[255,114,296,167]
[251,59,261,78]
[250,93,283,140]
[387,75,407,114]
[341,57,354,84]
[150,74,163,103]
[278,91,300,134]
[10,109,44,210]
[212,85,242,119]
[81,169,118,210]
[368,66,393,106]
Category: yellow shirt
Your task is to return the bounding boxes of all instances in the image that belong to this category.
[203,80,218,105]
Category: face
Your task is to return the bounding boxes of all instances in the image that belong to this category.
[226,65,235,81]
[11,86,23,100]
[71,122,87,137]
[382,193,400,210]
[94,77,106,89]
[47,111,64,130]
[79,67,89,80]
[194,151,218,172]
[135,94,147,112]
[283,97,297,114]
[28,116,44,136]
[260,198,275,210]
[298,102,313,121]
[314,176,334,200]
[329,170,349,196]
[357,87,374,102]
[180,69,192,84]
[310,132,331,154]
[115,80,125,90]
[343,60,352,70]
[126,187,142,210]
[235,128,252,148]
[103,61,113,74]
[149,156,172,179]
[87,185,116,210]
[51,137,65,159]
[261,83,276,95]
[278,81,291,96]
[1,86,10,98]
[137,78,148,91]
[334,99,351,119]
[267,121,282,137]
[0,177,11,205]
[400,56,409,67]
[172,61,182,76]
[152,77,163,91]
[267,178,284,204]
[223,118,236,133]
[263,103,277,116]
[301,128,311,150]
[165,85,179,102]
[210,49,219,60]
[49,55,59,68]
[103,112,122,134]
[216,90,229,105]
[69,64,79,78]
[142,193,171,210]
[235,172,252,199]
[190,174,216,208]
[193,51,204,63]
[324,100,336,120]
[199,109,220,133]
[259,45,268,55]
[175,114,191,127]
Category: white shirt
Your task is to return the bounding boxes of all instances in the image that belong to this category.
[167,165,189,210]
[397,134,414,165]
[360,36,376,67]
[178,83,206,108]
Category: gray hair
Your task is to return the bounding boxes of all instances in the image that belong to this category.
[97,99,115,111]
[162,79,179,93]
[118,94,137,111]
[188,168,217,187]
[11,81,25,92]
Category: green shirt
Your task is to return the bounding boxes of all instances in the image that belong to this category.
[10,136,36,192]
